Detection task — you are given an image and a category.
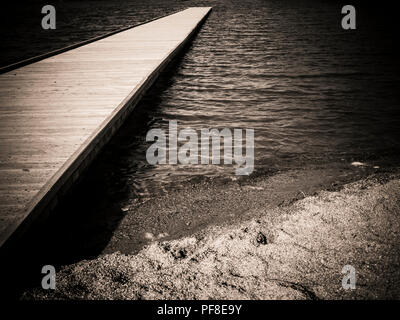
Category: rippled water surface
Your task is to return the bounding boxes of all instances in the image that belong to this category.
[2,0,400,200]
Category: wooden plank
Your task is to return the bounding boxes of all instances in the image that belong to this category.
[0,7,212,249]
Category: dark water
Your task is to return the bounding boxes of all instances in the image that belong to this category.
[1,0,400,257]
[122,0,400,197]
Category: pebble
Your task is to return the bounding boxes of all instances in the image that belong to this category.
[351,161,366,167]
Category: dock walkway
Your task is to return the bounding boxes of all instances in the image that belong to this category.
[0,7,212,248]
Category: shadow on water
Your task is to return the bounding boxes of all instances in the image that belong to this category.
[0,32,201,299]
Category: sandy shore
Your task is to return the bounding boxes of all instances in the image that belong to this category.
[23,169,400,300]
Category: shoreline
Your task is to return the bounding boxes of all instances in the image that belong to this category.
[22,167,400,299]
[101,161,397,255]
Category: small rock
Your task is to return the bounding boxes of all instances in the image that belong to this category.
[351,161,366,167]
[172,248,187,259]
[256,232,267,245]
[157,232,169,239]
[144,232,155,240]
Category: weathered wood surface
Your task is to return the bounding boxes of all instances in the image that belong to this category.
[0,7,212,248]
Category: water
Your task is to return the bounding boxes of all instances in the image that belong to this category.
[1,0,400,242]
[70,0,399,201]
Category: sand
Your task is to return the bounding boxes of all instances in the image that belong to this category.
[23,170,400,300]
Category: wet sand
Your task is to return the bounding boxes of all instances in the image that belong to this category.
[22,165,400,299]
[102,163,388,255]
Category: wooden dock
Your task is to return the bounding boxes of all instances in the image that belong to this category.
[0,7,212,249]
